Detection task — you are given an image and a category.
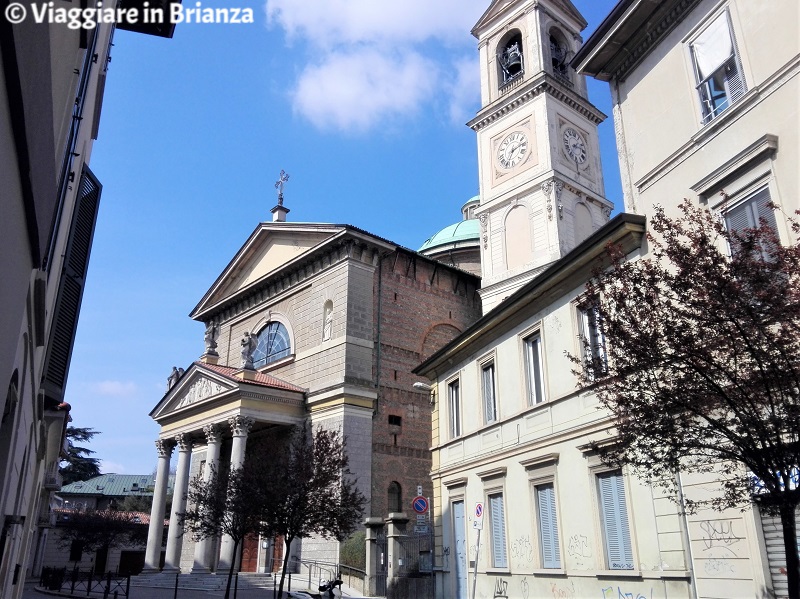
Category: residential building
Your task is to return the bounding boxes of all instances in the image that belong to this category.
[1,13,177,598]
[574,0,799,596]
[141,204,482,576]
[414,0,798,598]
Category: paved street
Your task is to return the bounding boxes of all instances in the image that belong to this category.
[20,579,329,599]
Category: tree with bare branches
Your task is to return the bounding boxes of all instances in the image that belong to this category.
[574,200,800,597]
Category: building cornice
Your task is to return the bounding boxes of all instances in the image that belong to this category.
[468,72,606,132]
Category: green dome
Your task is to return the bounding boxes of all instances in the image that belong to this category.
[418,219,480,252]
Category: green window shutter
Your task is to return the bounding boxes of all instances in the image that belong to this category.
[41,166,102,403]
[598,471,634,570]
[537,484,561,568]
[490,493,507,568]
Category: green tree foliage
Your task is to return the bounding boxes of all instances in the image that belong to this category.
[60,426,101,485]
[575,201,800,597]
[340,531,366,571]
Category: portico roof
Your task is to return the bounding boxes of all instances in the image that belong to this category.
[149,361,306,434]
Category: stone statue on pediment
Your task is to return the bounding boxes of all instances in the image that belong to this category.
[204,323,219,355]
[167,366,180,390]
[241,331,257,370]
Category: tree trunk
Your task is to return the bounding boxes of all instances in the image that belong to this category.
[223,538,239,599]
[277,537,293,599]
[779,503,799,599]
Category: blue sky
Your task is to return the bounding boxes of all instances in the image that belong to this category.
[66,0,622,474]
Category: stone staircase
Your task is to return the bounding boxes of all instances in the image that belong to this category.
[130,571,275,592]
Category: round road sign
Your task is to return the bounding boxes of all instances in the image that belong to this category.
[412,496,429,514]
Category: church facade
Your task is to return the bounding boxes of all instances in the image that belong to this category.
[143,208,482,574]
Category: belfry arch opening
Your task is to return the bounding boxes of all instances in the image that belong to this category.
[497,30,524,86]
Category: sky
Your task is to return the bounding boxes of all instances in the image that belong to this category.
[65,0,623,474]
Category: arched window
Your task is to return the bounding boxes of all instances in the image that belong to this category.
[388,481,402,513]
[252,322,291,368]
[549,30,570,82]
[497,31,524,86]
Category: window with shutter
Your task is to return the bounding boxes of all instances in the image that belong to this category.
[724,187,778,259]
[578,303,607,379]
[489,493,508,568]
[524,333,545,405]
[41,166,102,403]
[690,10,746,124]
[536,484,561,568]
[448,380,461,438]
[597,471,634,570]
[482,363,497,423]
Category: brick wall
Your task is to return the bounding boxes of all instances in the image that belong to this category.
[370,251,481,519]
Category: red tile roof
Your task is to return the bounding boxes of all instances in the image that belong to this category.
[197,362,306,393]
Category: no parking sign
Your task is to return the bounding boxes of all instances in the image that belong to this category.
[473,502,484,529]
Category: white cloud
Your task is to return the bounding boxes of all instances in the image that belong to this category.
[266,0,485,48]
[291,48,437,133]
[87,380,138,397]
[266,0,487,133]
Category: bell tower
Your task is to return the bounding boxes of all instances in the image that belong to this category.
[470,0,613,313]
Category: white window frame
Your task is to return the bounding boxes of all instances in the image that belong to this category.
[688,9,746,124]
[481,360,498,424]
[447,378,462,439]
[523,330,546,405]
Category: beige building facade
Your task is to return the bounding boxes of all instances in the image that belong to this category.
[575,0,799,597]
[417,0,798,598]
[1,13,176,597]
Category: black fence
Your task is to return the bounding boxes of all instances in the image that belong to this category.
[40,567,131,597]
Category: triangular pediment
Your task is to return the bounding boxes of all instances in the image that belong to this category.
[151,367,236,421]
[191,223,344,319]
[472,0,586,38]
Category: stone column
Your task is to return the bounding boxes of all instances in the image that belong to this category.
[163,433,193,571]
[364,517,385,597]
[143,438,175,572]
[385,513,409,588]
[192,423,222,573]
[218,415,255,573]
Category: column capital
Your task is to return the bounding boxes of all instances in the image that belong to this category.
[155,438,176,458]
[174,433,193,452]
[228,415,255,437]
[202,423,222,444]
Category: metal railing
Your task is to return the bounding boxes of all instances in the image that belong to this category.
[40,567,130,597]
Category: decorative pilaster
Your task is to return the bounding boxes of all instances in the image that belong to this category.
[218,416,256,572]
[192,424,222,573]
[164,433,193,571]
[143,439,175,572]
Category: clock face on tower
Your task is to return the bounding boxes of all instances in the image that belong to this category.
[562,127,587,163]
[497,131,528,169]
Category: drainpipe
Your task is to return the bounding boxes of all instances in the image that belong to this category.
[676,470,698,599]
